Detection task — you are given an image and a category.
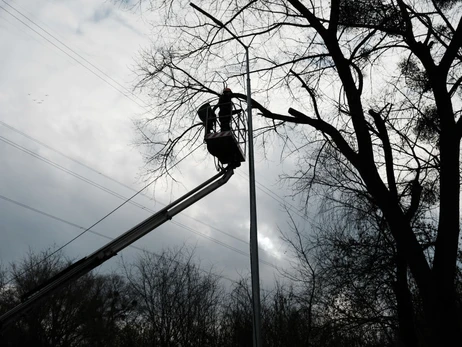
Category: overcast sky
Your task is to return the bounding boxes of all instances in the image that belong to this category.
[0,0,311,290]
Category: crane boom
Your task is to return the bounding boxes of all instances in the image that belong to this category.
[0,166,235,331]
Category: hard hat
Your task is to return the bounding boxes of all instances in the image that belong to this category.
[223,87,232,93]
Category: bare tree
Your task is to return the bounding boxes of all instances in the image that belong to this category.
[121,0,462,345]
[220,278,254,347]
[285,140,435,344]
[122,247,223,346]
[0,249,133,347]
[280,201,398,344]
[261,281,314,347]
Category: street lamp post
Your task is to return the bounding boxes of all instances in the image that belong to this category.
[190,4,261,347]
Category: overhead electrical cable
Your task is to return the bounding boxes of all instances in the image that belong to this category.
[170,220,278,269]
[0,1,150,110]
[0,145,231,286]
[0,194,237,285]
[1,122,290,265]
[0,135,146,207]
[1,120,300,252]
[0,135,280,272]
[0,119,140,194]
[0,193,278,284]
[0,122,278,248]
[3,0,147,103]
[236,171,318,226]
[0,187,278,270]
[0,133,253,247]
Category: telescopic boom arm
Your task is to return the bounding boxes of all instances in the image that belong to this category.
[0,166,235,331]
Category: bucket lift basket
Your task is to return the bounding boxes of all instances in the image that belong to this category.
[197,98,247,168]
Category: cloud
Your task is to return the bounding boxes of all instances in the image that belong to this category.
[91,5,113,23]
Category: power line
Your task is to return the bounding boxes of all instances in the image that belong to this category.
[1,120,302,251]
[2,0,147,104]
[0,1,150,111]
[0,119,140,195]
[0,121,291,264]
[1,123,270,243]
[0,133,252,248]
[0,194,237,285]
[0,145,234,286]
[3,137,198,251]
[0,135,146,207]
[170,220,278,270]
[0,120,251,245]
[236,171,318,226]
[0,192,278,273]
[0,133,280,269]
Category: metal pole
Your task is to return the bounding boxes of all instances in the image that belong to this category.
[245,46,262,347]
[189,4,261,346]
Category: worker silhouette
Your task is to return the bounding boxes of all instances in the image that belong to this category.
[214,87,241,132]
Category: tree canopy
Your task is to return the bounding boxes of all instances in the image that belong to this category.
[126,1,462,345]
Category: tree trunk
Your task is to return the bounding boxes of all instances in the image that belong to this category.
[430,69,462,347]
[395,249,419,347]
[431,130,461,347]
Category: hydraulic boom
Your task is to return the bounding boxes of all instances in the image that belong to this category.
[0,165,235,331]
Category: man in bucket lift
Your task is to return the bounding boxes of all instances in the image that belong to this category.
[197,88,241,134]
[197,88,245,168]
[214,87,241,132]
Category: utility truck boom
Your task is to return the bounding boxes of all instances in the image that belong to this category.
[0,165,235,331]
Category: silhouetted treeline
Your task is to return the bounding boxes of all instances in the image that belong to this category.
[1,244,456,346]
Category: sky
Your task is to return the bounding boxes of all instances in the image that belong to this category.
[0,0,310,291]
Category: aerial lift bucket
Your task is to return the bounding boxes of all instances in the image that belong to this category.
[197,100,246,168]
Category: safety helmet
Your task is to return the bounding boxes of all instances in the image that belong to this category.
[223,87,232,93]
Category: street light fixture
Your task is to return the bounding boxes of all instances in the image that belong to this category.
[189,3,261,347]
